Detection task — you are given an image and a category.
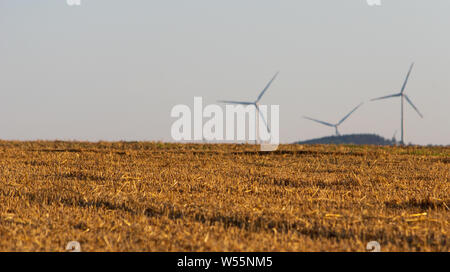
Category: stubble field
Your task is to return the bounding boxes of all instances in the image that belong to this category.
[0,141,448,252]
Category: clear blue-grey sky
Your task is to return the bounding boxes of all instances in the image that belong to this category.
[1,0,449,145]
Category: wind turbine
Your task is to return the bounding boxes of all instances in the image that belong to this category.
[392,130,398,145]
[303,102,364,136]
[218,72,279,144]
[371,63,423,145]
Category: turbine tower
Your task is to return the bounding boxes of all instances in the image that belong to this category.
[371,63,423,145]
[218,72,279,144]
[303,102,364,136]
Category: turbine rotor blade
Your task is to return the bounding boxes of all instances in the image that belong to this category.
[303,116,335,127]
[371,93,401,101]
[401,62,414,94]
[217,100,254,105]
[338,102,364,126]
[404,95,423,118]
[256,105,271,133]
[256,71,279,103]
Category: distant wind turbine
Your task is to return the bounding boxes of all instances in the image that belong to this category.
[303,102,364,136]
[218,72,279,144]
[371,63,423,145]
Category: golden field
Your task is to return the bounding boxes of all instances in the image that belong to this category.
[0,141,448,252]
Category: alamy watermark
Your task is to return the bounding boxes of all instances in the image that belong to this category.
[170,97,279,151]
[366,241,381,252]
[66,241,82,252]
[67,0,81,6]
[367,0,381,6]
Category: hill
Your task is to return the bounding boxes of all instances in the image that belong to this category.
[296,133,395,145]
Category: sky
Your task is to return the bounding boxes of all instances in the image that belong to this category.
[0,0,449,145]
